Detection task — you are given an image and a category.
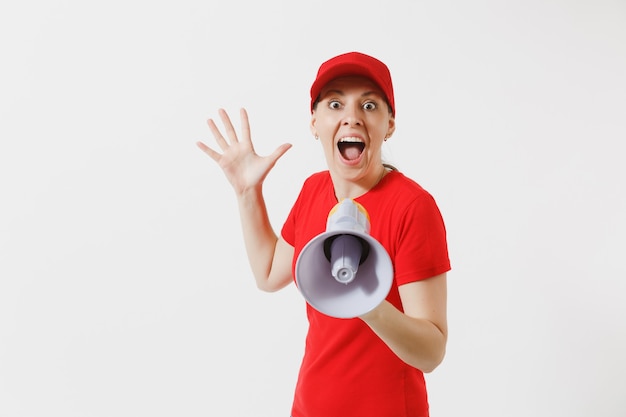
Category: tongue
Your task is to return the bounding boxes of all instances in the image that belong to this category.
[341,144,362,161]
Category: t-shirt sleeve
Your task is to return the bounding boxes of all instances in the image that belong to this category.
[281,178,307,247]
[393,194,451,285]
[281,202,296,247]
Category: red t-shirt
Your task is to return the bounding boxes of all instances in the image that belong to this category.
[282,170,451,417]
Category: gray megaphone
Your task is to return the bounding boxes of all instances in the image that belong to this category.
[295,199,394,318]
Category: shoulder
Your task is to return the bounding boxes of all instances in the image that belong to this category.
[302,170,331,187]
[291,170,333,211]
[379,170,435,204]
[360,170,444,230]
[297,170,332,197]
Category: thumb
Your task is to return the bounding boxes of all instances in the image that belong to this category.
[268,143,293,165]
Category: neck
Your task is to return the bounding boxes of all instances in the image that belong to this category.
[331,165,388,201]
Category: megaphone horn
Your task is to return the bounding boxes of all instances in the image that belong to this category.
[295,199,394,319]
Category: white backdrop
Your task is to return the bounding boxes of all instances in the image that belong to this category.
[1,1,625,416]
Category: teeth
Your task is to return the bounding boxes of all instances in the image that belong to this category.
[339,137,364,143]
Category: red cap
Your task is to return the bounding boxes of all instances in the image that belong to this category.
[310,52,395,116]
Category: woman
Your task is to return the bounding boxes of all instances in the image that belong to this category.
[197,52,451,417]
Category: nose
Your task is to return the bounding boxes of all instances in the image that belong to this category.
[342,103,363,126]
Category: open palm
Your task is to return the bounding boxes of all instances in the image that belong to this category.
[197,108,292,195]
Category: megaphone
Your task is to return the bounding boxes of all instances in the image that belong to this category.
[295,199,394,319]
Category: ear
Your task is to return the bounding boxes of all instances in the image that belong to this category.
[310,114,317,137]
[386,116,396,138]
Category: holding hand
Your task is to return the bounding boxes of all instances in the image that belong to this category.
[196,108,292,195]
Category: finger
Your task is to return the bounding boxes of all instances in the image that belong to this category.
[206,118,229,151]
[218,108,240,144]
[239,108,252,145]
[196,141,222,163]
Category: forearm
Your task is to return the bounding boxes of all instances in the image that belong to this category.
[236,187,277,281]
[236,186,285,291]
[360,301,447,373]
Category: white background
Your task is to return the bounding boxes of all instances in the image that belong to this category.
[1,1,625,416]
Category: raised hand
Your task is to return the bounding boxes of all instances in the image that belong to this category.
[196,108,292,195]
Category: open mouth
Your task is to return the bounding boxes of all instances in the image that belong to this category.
[338,138,365,161]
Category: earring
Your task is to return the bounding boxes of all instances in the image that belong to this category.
[315,134,319,140]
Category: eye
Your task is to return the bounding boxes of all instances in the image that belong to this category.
[328,100,342,109]
[363,101,377,111]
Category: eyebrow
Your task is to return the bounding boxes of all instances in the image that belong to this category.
[322,89,381,99]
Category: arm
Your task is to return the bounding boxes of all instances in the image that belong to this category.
[197,108,294,292]
[236,186,294,291]
[359,273,448,373]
